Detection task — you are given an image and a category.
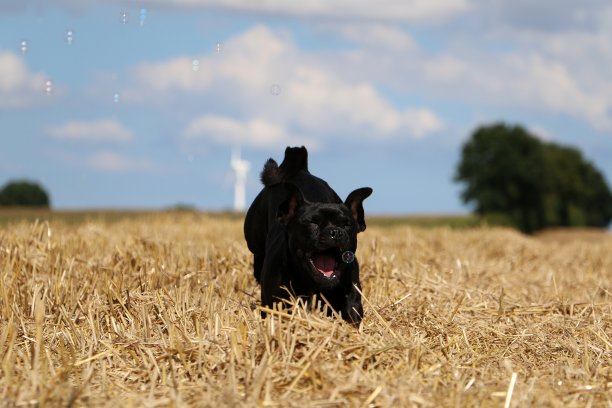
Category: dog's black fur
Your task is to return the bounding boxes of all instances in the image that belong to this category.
[244,146,372,325]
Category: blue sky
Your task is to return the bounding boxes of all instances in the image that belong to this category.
[1,0,611,214]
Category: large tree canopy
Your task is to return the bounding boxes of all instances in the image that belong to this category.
[455,123,612,233]
[0,180,51,207]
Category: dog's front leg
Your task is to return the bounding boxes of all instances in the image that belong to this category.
[342,283,363,326]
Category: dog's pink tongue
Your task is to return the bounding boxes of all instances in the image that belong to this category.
[312,254,335,277]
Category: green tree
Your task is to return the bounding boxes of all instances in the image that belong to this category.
[455,123,548,233]
[578,160,612,227]
[541,144,583,226]
[455,123,612,233]
[0,180,51,207]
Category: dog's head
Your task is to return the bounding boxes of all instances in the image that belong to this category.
[277,183,372,289]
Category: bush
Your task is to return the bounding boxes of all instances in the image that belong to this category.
[0,180,51,207]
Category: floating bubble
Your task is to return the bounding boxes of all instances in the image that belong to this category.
[20,40,28,54]
[120,11,128,24]
[192,59,200,72]
[139,8,147,26]
[66,29,74,45]
[215,42,222,53]
[113,93,120,104]
[45,80,53,96]
[341,250,355,264]
[270,84,281,96]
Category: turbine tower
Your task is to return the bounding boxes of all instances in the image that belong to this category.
[230,148,250,212]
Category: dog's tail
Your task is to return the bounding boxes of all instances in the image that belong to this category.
[279,146,308,177]
[260,146,309,187]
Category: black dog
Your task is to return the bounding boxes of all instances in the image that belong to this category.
[244,146,372,325]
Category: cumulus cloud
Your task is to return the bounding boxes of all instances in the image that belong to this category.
[283,66,443,137]
[183,114,319,149]
[471,0,610,32]
[401,50,611,129]
[324,21,612,131]
[124,0,471,22]
[184,115,284,147]
[86,150,156,173]
[325,23,420,52]
[112,8,612,138]
[126,25,291,99]
[45,119,133,143]
[504,53,610,129]
[124,25,444,147]
[45,148,158,174]
[1,0,470,21]
[0,52,48,108]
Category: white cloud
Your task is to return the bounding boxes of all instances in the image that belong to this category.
[45,148,159,174]
[402,109,445,138]
[183,114,319,149]
[185,115,283,147]
[133,0,471,22]
[0,52,47,108]
[527,125,555,141]
[504,53,610,129]
[471,0,610,32]
[86,150,156,173]
[325,23,420,52]
[283,66,443,137]
[116,13,612,140]
[130,57,212,94]
[327,23,612,131]
[513,30,612,130]
[124,25,444,147]
[46,119,133,143]
[127,25,290,99]
[411,51,611,129]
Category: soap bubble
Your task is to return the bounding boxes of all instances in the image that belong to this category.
[270,84,281,96]
[341,250,355,264]
[45,80,53,96]
[66,29,74,45]
[192,59,200,72]
[139,8,147,26]
[120,11,128,24]
[20,40,28,54]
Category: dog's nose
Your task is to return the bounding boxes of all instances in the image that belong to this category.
[329,228,339,240]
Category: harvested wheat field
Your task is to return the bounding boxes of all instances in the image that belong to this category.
[1,213,610,407]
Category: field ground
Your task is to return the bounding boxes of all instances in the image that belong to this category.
[0,212,610,407]
[0,208,485,229]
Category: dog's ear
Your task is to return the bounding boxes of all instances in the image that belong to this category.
[344,187,373,233]
[277,183,305,224]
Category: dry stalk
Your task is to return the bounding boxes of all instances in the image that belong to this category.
[0,214,609,407]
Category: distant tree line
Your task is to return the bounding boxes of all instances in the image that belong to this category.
[0,180,50,207]
[455,123,612,233]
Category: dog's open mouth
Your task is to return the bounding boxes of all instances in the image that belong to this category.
[309,248,341,278]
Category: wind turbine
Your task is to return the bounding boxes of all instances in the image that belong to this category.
[230,147,250,212]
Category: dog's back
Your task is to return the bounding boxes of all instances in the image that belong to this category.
[244,146,341,282]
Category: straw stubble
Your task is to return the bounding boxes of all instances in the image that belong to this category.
[0,214,610,407]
